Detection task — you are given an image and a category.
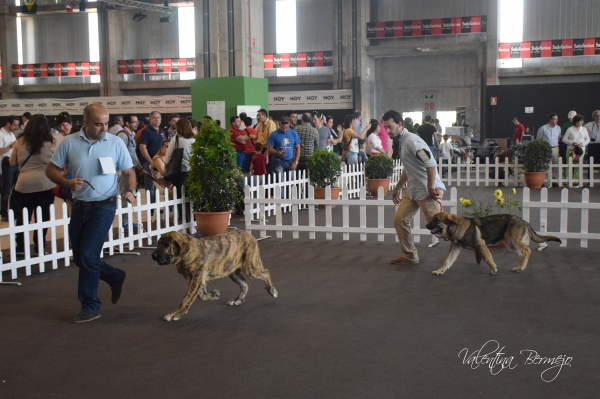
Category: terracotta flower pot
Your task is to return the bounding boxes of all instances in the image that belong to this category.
[524,171,546,189]
[313,187,341,209]
[367,178,390,198]
[193,211,230,236]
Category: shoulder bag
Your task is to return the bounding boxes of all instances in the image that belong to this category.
[163,135,184,182]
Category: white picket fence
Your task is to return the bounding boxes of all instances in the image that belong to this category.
[0,188,195,282]
[243,158,598,221]
[522,187,600,248]
[437,156,599,188]
[244,185,458,243]
[244,184,600,250]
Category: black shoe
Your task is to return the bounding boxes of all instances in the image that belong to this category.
[71,310,101,323]
[552,183,559,187]
[111,271,126,304]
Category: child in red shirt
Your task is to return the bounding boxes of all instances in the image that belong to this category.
[250,142,267,175]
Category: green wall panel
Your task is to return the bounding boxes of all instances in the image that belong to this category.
[190,77,269,123]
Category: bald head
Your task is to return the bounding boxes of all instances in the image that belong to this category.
[83,104,109,142]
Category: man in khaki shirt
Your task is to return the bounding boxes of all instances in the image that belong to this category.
[256,109,277,151]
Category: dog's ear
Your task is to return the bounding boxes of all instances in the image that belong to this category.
[173,234,190,257]
[447,213,461,225]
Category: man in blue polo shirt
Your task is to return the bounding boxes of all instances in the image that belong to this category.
[267,116,301,175]
[46,104,136,323]
[139,111,165,203]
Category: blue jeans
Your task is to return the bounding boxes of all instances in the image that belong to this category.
[346,151,358,165]
[1,157,18,217]
[70,200,124,313]
[236,152,246,169]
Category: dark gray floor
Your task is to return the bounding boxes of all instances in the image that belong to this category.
[1,186,599,398]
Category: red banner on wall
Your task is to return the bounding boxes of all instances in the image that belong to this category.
[117,58,196,74]
[367,16,486,39]
[499,37,600,59]
[264,51,333,69]
[12,61,100,78]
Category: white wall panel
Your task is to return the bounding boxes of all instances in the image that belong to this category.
[119,9,180,59]
[372,0,487,21]
[375,53,480,129]
[21,14,90,63]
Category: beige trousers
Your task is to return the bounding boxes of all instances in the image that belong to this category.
[394,189,444,261]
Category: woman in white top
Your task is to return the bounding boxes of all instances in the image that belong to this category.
[9,114,60,256]
[562,114,590,180]
[165,118,196,223]
[366,119,385,155]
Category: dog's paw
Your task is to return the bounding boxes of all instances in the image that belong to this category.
[267,286,278,298]
[227,299,244,306]
[431,269,444,275]
[164,312,181,321]
[510,267,523,273]
[490,269,497,275]
[210,290,220,300]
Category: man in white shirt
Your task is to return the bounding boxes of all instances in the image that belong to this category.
[0,116,20,221]
[536,113,561,186]
[108,115,124,135]
[584,110,600,143]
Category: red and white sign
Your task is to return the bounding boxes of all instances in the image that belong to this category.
[499,37,600,59]
[367,16,486,39]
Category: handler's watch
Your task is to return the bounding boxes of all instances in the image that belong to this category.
[128,189,138,197]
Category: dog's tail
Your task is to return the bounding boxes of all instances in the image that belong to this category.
[527,224,562,244]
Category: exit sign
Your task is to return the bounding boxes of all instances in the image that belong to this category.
[424,94,434,100]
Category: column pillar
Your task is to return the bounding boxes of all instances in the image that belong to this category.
[205,0,263,78]
[98,3,123,96]
[0,3,18,99]
[486,0,499,86]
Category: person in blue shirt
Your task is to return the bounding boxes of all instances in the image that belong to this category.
[46,104,136,323]
[267,116,301,175]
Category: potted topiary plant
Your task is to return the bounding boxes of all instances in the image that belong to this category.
[523,139,552,189]
[364,154,394,197]
[187,120,243,236]
[306,149,343,208]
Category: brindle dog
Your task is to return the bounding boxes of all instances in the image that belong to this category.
[426,212,561,275]
[152,230,278,321]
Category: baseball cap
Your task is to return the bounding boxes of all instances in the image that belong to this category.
[568,110,577,119]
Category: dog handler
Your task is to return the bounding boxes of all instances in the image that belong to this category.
[46,104,137,323]
[382,110,446,264]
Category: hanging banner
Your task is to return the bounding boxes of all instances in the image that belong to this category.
[264,51,333,69]
[21,0,37,14]
[499,37,600,59]
[0,95,192,117]
[0,90,354,116]
[118,58,195,74]
[367,16,486,39]
[12,62,100,78]
[268,90,353,110]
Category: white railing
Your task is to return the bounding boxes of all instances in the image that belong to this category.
[437,156,598,188]
[0,188,195,282]
[244,185,458,243]
[522,187,600,248]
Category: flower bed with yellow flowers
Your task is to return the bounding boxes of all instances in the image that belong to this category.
[459,188,522,219]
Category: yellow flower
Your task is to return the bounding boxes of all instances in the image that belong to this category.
[512,188,517,194]
[495,197,504,205]
[460,198,472,207]
[494,189,503,199]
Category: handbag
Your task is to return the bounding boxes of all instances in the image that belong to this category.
[163,135,184,182]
